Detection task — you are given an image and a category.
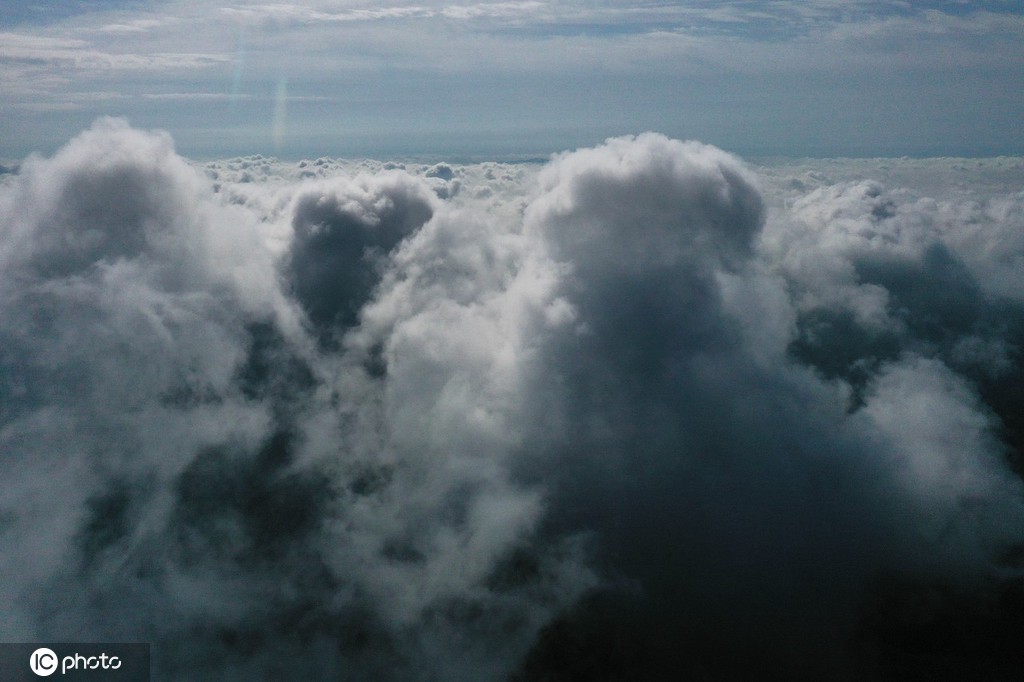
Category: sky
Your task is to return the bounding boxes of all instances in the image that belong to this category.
[3,3,1024,681]
[2,0,1024,159]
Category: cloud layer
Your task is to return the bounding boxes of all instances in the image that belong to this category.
[2,120,1024,679]
[3,1,1023,158]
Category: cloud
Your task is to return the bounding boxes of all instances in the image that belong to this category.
[218,2,546,27]
[2,121,1024,679]
[140,92,250,101]
[6,1,1024,160]
[506,133,1024,678]
[94,18,174,34]
[0,118,588,680]
[286,170,438,333]
[0,30,227,72]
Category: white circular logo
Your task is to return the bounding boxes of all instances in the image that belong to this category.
[29,648,58,677]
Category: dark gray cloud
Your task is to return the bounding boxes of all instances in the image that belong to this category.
[510,137,1024,678]
[2,121,1024,680]
[287,171,437,334]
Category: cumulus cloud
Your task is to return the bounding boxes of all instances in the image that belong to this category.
[287,170,438,333]
[2,121,1024,680]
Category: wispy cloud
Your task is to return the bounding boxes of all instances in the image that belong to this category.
[1,1,1022,157]
[139,92,249,101]
[0,31,228,71]
[94,18,176,34]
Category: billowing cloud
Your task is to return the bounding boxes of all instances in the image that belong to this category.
[287,171,438,333]
[2,120,1024,679]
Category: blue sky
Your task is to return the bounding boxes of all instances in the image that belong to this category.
[2,0,1023,159]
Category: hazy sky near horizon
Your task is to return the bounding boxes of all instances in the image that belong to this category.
[2,0,1023,159]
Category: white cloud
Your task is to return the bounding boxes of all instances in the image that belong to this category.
[94,18,174,34]
[140,92,249,101]
[0,30,227,71]
[1,120,1024,678]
